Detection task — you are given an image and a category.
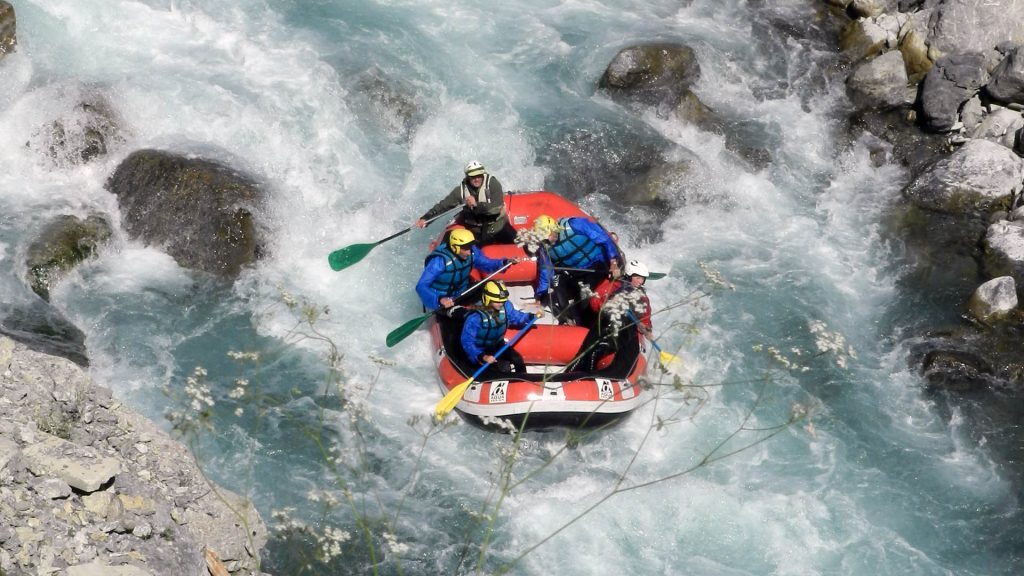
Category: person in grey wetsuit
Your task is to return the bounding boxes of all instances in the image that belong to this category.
[415,160,517,245]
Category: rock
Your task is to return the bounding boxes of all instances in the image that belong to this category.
[0,335,266,574]
[28,91,126,166]
[926,0,1024,59]
[898,14,933,84]
[0,1,14,59]
[0,436,18,472]
[903,138,1024,214]
[840,18,890,62]
[25,214,112,302]
[847,49,912,109]
[968,106,1024,148]
[921,348,993,393]
[0,301,88,367]
[984,218,1024,279]
[22,432,121,492]
[352,67,421,142]
[105,149,264,279]
[918,52,990,132]
[968,276,1018,321]
[66,563,154,576]
[986,45,1024,105]
[599,43,701,111]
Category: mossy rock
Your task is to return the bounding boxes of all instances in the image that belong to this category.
[0,1,15,59]
[105,149,263,279]
[26,214,112,302]
[599,43,701,109]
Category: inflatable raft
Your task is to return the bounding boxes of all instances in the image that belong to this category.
[427,191,649,429]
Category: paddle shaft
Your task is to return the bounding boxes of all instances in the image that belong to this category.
[384,260,517,347]
[380,205,460,245]
[470,314,540,379]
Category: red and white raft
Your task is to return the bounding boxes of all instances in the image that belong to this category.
[426,191,649,429]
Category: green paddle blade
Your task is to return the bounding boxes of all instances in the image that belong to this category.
[328,242,377,271]
[385,312,433,347]
[648,271,667,280]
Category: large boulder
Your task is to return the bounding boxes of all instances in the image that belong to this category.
[0,1,15,60]
[105,150,264,279]
[847,49,913,109]
[599,43,701,111]
[918,52,990,132]
[0,301,88,367]
[903,138,1024,214]
[926,0,1024,59]
[25,214,112,302]
[985,44,1024,105]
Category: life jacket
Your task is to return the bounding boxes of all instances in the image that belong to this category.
[424,243,472,296]
[547,218,603,268]
[472,307,508,350]
[461,174,505,220]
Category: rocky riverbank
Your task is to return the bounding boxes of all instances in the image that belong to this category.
[0,336,267,576]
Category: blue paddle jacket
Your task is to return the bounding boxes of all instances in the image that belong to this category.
[536,217,620,294]
[461,301,536,364]
[416,244,506,310]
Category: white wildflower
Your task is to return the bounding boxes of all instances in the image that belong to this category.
[227,350,260,361]
[383,532,409,555]
[808,320,856,369]
[698,261,735,290]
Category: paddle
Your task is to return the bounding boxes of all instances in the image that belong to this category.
[434,314,541,420]
[627,311,677,368]
[327,206,459,272]
[385,260,516,347]
[553,266,666,279]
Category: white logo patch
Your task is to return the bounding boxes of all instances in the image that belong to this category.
[596,378,614,401]
[489,381,508,404]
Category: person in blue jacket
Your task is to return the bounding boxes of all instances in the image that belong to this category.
[531,214,622,325]
[416,228,510,312]
[461,280,539,376]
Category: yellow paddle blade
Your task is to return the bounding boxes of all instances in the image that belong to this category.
[434,377,474,420]
[659,350,678,366]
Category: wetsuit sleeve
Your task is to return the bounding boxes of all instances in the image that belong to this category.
[535,246,552,294]
[572,218,621,264]
[589,279,614,313]
[420,186,463,221]
[471,245,506,273]
[504,301,533,327]
[415,256,446,310]
[461,313,485,364]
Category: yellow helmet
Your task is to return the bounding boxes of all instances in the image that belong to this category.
[481,280,510,307]
[448,228,476,252]
[533,214,560,236]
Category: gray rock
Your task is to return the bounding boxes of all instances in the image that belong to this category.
[0,300,89,367]
[927,0,1024,59]
[968,276,1018,321]
[904,138,1024,214]
[919,52,990,132]
[987,45,1024,105]
[984,219,1024,278]
[105,149,264,279]
[23,433,121,492]
[67,563,153,576]
[0,436,18,473]
[969,106,1024,147]
[0,1,14,59]
[847,49,912,109]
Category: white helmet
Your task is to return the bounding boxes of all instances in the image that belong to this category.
[624,259,649,278]
[464,160,486,177]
